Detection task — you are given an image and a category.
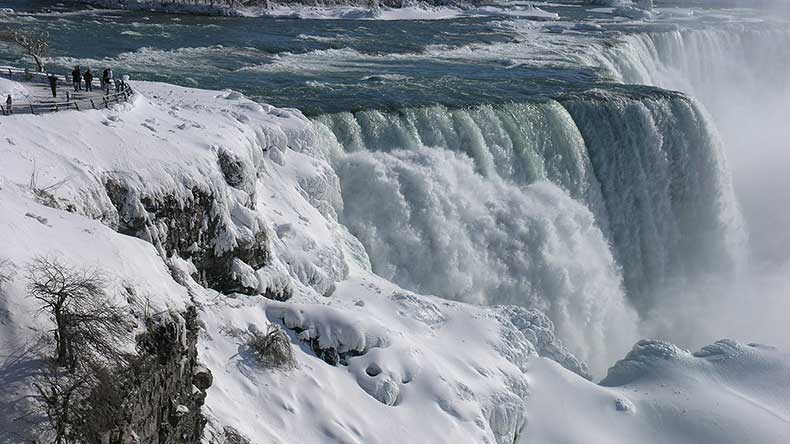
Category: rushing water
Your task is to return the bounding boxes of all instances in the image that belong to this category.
[1,1,782,114]
[2,0,788,369]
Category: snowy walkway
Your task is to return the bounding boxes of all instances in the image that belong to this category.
[0,66,133,115]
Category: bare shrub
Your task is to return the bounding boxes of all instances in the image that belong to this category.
[33,358,126,444]
[247,324,295,369]
[33,366,91,444]
[28,165,70,210]
[27,257,130,369]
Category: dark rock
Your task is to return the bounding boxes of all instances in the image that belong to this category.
[104,178,271,296]
[262,283,293,302]
[193,365,213,391]
[223,427,252,444]
[101,306,211,444]
[310,339,340,366]
[306,337,364,367]
[217,149,247,188]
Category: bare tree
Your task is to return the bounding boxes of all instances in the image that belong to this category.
[27,257,130,370]
[26,258,133,443]
[33,368,90,444]
[0,29,50,72]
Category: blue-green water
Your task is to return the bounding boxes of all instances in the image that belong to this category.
[0,0,748,114]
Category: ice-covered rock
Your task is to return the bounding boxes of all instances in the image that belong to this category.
[613,4,653,19]
[600,339,687,386]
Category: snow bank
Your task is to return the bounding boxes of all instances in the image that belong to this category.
[525,339,790,444]
[0,77,31,103]
[0,77,578,444]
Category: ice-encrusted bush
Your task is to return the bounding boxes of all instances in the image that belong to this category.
[247,324,296,369]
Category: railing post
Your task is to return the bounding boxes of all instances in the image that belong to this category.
[30,104,35,115]
[54,103,59,112]
[103,96,108,108]
[75,102,80,111]
[90,99,96,110]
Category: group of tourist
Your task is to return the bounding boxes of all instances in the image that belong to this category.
[2,65,130,114]
[41,66,127,99]
[69,66,121,94]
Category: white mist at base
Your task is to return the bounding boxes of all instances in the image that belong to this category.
[589,25,790,352]
[332,146,638,372]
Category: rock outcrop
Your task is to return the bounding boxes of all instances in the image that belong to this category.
[105,307,211,444]
[104,178,287,299]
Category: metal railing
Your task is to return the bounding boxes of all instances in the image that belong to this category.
[0,66,134,116]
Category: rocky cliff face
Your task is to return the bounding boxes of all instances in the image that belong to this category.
[103,176,289,301]
[105,307,211,444]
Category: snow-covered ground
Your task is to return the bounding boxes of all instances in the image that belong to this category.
[0,79,788,443]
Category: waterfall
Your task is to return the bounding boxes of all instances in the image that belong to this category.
[561,90,744,310]
[583,25,790,351]
[587,26,790,262]
[310,88,743,369]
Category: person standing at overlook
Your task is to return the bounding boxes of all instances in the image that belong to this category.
[102,67,113,94]
[83,68,93,92]
[71,66,82,92]
[47,73,58,98]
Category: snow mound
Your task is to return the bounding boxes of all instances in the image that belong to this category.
[527,339,790,444]
[599,339,688,386]
[0,77,31,103]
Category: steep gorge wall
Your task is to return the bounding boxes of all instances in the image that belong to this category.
[105,307,211,444]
